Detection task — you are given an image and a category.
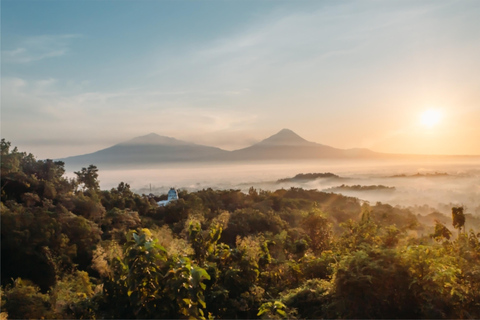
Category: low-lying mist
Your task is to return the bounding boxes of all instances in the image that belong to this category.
[66,158,480,217]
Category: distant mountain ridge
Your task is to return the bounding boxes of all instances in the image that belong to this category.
[61,133,228,168]
[228,128,378,161]
[122,133,194,146]
[60,129,384,169]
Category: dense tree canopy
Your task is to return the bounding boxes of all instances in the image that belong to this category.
[1,139,480,319]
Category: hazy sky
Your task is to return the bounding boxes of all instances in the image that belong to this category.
[2,0,479,158]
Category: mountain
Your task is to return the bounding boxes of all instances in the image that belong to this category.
[228,129,379,161]
[254,128,315,147]
[60,129,383,169]
[60,133,228,169]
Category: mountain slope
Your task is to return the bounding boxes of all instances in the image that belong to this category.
[61,129,383,169]
[229,129,379,161]
[61,133,228,169]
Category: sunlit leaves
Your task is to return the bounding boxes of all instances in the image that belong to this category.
[430,220,452,242]
[257,300,289,319]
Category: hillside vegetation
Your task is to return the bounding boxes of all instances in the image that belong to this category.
[277,172,340,183]
[2,139,480,319]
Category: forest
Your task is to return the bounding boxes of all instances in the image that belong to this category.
[1,138,480,319]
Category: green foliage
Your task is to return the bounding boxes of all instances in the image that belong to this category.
[102,228,212,319]
[1,142,103,289]
[330,247,418,318]
[188,222,222,264]
[1,140,73,203]
[403,244,463,318]
[299,251,336,280]
[165,257,211,319]
[337,215,380,252]
[123,229,168,317]
[1,201,62,290]
[222,208,286,245]
[2,278,54,319]
[101,208,141,242]
[300,209,332,253]
[3,141,480,319]
[52,270,96,318]
[431,220,453,241]
[370,202,419,230]
[101,182,155,216]
[71,193,106,223]
[61,211,102,263]
[282,279,332,319]
[257,300,291,319]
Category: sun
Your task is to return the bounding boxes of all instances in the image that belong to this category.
[420,109,442,128]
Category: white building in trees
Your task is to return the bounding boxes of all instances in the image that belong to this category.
[157,188,179,206]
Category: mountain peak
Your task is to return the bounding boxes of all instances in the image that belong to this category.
[276,128,302,138]
[121,133,193,146]
[144,132,161,137]
[256,129,314,146]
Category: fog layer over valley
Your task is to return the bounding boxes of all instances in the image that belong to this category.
[60,130,480,218]
[69,158,480,219]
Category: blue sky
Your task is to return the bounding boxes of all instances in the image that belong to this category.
[2,0,480,158]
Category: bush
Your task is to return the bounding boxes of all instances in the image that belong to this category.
[2,278,55,319]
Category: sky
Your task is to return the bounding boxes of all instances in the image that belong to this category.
[2,0,480,159]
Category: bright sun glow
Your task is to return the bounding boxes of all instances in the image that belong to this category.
[420,109,442,128]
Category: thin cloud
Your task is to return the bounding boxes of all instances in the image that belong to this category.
[2,1,479,157]
[2,34,81,63]
[162,1,456,90]
[1,77,260,158]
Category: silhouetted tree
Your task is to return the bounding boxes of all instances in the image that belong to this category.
[74,165,99,192]
[452,206,465,236]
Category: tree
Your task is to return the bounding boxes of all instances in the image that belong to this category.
[452,207,465,236]
[75,165,100,192]
[430,220,452,242]
[2,278,55,319]
[331,248,418,319]
[102,229,211,319]
[300,210,332,253]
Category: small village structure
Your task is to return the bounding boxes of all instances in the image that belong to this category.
[157,188,179,206]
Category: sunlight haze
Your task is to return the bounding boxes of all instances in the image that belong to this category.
[2,3,480,316]
[1,0,479,158]
[420,109,443,128]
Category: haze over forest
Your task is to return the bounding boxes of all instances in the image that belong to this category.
[56,128,479,217]
[2,0,478,217]
[2,1,480,319]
